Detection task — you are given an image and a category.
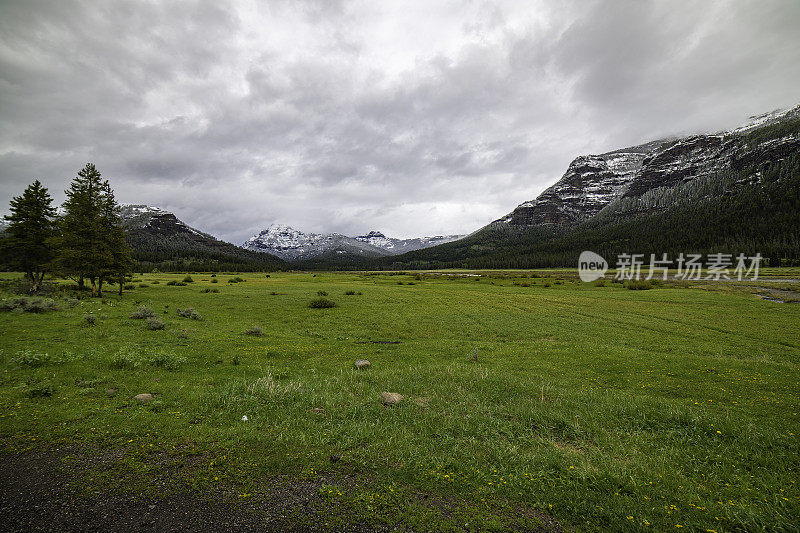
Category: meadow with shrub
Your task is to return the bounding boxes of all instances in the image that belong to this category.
[0,270,798,531]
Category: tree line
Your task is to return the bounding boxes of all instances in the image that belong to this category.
[1,163,132,296]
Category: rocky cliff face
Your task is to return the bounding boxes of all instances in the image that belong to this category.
[495,105,800,227]
[495,140,665,225]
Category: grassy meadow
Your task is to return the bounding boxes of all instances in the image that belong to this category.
[0,270,798,531]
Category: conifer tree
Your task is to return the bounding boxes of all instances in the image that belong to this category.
[52,163,130,296]
[1,180,56,293]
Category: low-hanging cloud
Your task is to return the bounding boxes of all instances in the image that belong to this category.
[1,0,798,242]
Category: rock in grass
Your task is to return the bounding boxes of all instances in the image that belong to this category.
[134,393,153,403]
[380,392,403,405]
[354,359,370,369]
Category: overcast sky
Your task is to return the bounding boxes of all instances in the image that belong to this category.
[1,0,798,242]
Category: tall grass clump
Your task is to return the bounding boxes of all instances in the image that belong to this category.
[309,297,336,308]
[149,353,187,371]
[625,280,654,290]
[111,346,185,370]
[15,350,75,367]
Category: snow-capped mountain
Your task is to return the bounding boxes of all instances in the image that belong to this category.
[494,104,800,227]
[354,231,464,254]
[120,205,210,237]
[119,205,284,267]
[243,224,465,261]
[242,224,389,261]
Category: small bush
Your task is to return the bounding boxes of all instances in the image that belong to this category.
[151,281,160,284]
[145,316,165,330]
[211,279,218,283]
[166,281,187,286]
[111,348,143,369]
[123,284,136,290]
[138,283,149,288]
[211,274,217,277]
[177,307,202,320]
[131,305,156,319]
[625,280,653,290]
[317,290,328,296]
[245,326,264,336]
[25,381,56,398]
[270,291,279,296]
[182,275,194,283]
[200,288,220,293]
[309,297,336,308]
[62,297,80,308]
[344,290,356,295]
[15,350,57,367]
[83,314,97,325]
[150,353,186,371]
[0,297,59,313]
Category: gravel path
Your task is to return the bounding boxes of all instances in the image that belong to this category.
[0,449,384,532]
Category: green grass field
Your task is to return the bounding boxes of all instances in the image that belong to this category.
[1,271,798,531]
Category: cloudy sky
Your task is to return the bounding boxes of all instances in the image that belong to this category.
[1,0,798,242]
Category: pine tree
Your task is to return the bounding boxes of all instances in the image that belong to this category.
[98,180,133,295]
[52,163,130,296]
[1,180,56,293]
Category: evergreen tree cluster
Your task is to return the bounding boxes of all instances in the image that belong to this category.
[1,163,133,295]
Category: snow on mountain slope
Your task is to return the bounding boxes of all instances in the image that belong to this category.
[243,225,466,261]
[353,231,465,254]
[494,104,800,228]
[242,224,390,261]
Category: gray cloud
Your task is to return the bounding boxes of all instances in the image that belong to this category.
[1,0,798,241]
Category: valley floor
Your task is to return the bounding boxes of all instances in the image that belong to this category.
[0,270,798,531]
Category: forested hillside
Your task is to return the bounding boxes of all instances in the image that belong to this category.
[367,113,800,270]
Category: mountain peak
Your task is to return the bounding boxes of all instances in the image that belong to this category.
[244,225,465,261]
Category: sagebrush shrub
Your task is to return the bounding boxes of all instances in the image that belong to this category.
[182,275,194,283]
[0,297,59,313]
[145,316,165,330]
[177,307,202,320]
[245,326,263,336]
[131,306,156,319]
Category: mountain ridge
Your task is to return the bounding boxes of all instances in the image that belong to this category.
[242,223,464,262]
